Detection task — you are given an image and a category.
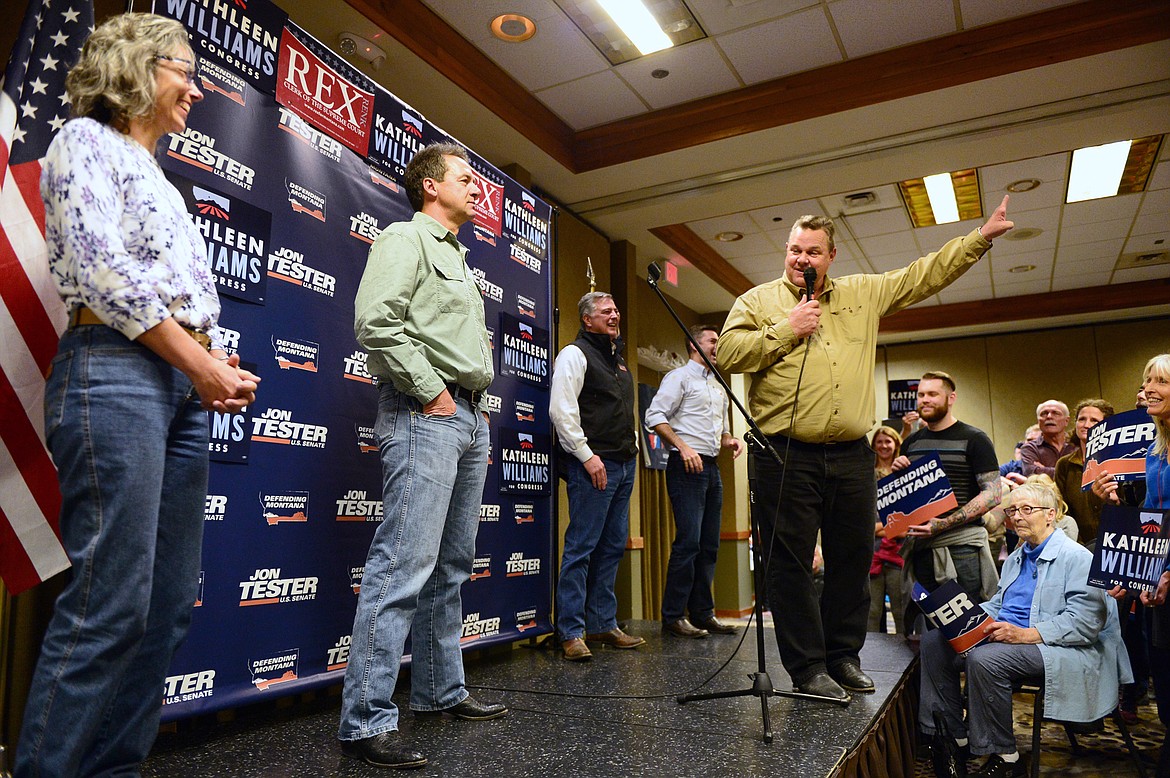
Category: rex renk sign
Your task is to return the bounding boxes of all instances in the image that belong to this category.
[276,27,372,156]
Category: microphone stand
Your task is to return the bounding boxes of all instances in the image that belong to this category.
[644,264,848,745]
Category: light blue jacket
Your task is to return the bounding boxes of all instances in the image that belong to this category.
[981,528,1133,722]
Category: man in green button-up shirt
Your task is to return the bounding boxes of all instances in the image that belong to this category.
[719,196,1014,703]
[339,144,505,770]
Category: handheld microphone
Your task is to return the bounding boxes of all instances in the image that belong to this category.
[647,262,662,287]
[802,267,817,300]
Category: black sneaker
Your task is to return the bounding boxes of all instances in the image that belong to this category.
[970,753,1026,778]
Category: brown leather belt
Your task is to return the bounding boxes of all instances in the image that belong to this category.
[69,306,212,351]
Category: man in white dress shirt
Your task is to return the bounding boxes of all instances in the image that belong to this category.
[646,325,744,638]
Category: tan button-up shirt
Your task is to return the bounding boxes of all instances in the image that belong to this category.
[718,230,990,443]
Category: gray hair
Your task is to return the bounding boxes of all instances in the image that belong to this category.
[67,13,193,126]
[1011,475,1065,515]
[578,291,613,321]
[1035,399,1069,418]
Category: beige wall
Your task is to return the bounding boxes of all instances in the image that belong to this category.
[877,318,1170,461]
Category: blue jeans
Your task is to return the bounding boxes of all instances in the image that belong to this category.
[661,452,722,623]
[556,456,636,639]
[338,385,488,741]
[17,326,207,778]
[919,628,1044,756]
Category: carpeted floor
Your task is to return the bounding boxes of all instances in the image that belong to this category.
[911,691,1162,776]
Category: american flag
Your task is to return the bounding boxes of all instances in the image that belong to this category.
[0,0,94,594]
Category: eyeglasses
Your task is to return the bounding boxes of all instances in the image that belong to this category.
[154,55,198,85]
[1004,505,1053,518]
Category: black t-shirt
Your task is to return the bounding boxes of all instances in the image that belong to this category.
[902,420,998,507]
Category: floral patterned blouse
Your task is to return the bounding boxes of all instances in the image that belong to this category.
[41,118,223,350]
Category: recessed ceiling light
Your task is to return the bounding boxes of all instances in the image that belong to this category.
[1068,140,1131,202]
[1008,264,1036,273]
[490,14,536,43]
[1004,227,1043,241]
[924,172,960,224]
[651,69,670,79]
[715,231,743,242]
[1066,135,1163,202]
[899,169,982,228]
[1006,179,1040,193]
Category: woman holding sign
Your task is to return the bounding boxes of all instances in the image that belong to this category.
[869,426,907,634]
[1054,399,1114,546]
[1094,352,1170,777]
[921,476,1128,778]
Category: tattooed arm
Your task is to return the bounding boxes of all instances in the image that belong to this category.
[906,471,1003,537]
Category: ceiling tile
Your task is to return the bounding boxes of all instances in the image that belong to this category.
[1122,231,1170,255]
[1113,264,1170,283]
[868,252,915,273]
[534,70,646,129]
[819,184,905,218]
[994,278,1051,297]
[980,154,1068,213]
[1061,193,1141,229]
[745,269,779,285]
[996,225,1058,252]
[729,253,782,275]
[617,40,741,110]
[1058,255,1117,277]
[747,199,825,233]
[688,211,759,238]
[1056,239,1125,264]
[1139,188,1170,217]
[1146,158,1170,191]
[990,248,1053,276]
[982,183,1063,216]
[839,207,911,239]
[419,0,563,42]
[832,240,858,264]
[829,0,955,58]
[1060,217,1133,246]
[831,259,864,277]
[913,218,984,252]
[706,232,778,259]
[943,264,992,290]
[687,0,819,35]
[1133,211,1170,237]
[474,13,611,91]
[717,8,841,85]
[960,0,1088,29]
[858,231,920,259]
[1052,268,1113,291]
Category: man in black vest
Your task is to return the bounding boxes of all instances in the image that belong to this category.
[550,292,643,661]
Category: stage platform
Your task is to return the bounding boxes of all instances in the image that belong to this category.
[143,620,919,777]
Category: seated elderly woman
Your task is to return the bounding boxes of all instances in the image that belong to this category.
[919,476,1130,778]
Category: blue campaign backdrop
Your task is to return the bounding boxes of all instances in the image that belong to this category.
[154,1,555,719]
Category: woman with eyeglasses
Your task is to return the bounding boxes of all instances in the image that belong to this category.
[16,14,259,777]
[1093,353,1170,778]
[921,475,1129,778]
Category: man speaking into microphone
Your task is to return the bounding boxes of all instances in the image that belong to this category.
[718,198,1014,702]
